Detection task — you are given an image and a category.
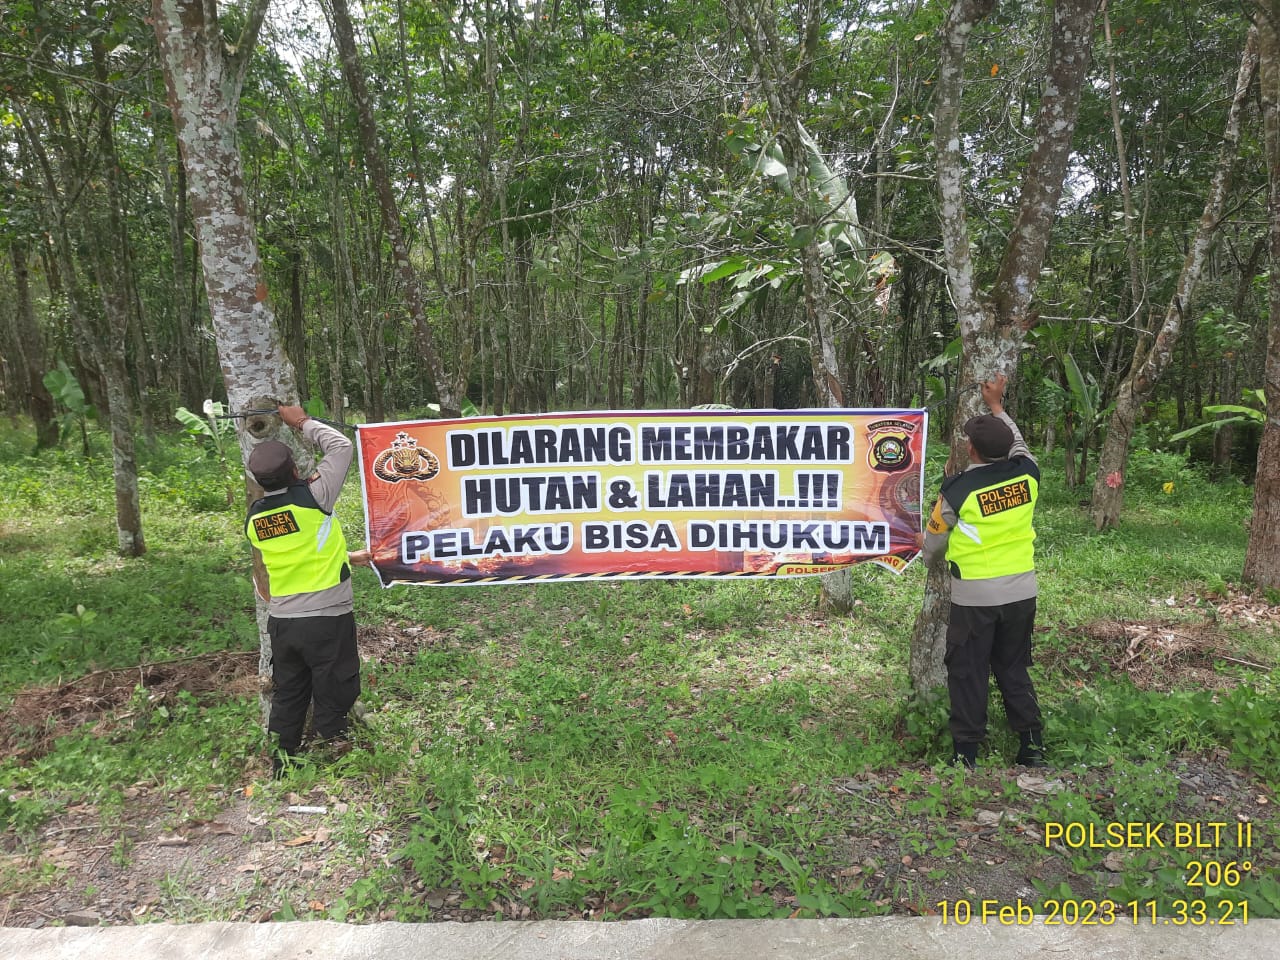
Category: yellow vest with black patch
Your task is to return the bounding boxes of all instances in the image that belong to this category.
[245,484,350,599]
[940,457,1039,580]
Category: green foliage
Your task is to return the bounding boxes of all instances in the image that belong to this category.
[41,362,96,445]
[0,427,256,693]
[1168,389,1267,443]
[1061,353,1105,430]
[671,114,875,326]
[0,421,1277,920]
[174,402,241,507]
[0,784,47,835]
[1122,446,1202,494]
[2,692,261,814]
[422,397,481,419]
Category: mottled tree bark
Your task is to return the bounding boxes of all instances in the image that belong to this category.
[1245,5,1280,588]
[1089,27,1258,529]
[910,0,1097,701]
[153,0,305,724]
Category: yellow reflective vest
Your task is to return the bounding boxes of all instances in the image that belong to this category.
[939,457,1039,581]
[246,484,350,599]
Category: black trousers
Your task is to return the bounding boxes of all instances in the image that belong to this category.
[944,597,1041,745]
[267,612,360,753]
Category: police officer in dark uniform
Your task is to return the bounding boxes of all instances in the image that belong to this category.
[245,404,367,776]
[919,375,1046,769]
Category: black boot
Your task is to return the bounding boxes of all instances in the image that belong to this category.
[1016,730,1047,767]
[271,745,299,779]
[952,741,978,770]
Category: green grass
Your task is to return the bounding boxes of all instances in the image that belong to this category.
[1,419,1277,922]
[0,435,257,694]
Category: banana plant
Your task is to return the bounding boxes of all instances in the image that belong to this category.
[1168,388,1266,442]
[1043,352,1111,489]
[175,400,240,506]
[677,117,878,320]
[41,361,96,454]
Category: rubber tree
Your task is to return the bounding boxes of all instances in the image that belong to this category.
[1088,23,1259,529]
[11,7,147,557]
[909,0,1098,699]
[322,0,465,417]
[152,0,308,721]
[1245,1,1280,589]
[7,239,60,449]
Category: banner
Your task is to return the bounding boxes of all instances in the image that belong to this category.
[356,409,926,586]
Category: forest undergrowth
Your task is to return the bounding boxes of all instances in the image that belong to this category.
[1,422,1277,926]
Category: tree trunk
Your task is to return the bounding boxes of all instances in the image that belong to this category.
[1245,4,1280,588]
[909,0,1097,701]
[324,0,463,416]
[90,41,146,557]
[158,121,204,410]
[287,247,308,403]
[153,0,304,725]
[9,241,60,449]
[1090,26,1258,528]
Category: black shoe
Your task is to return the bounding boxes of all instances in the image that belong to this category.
[1015,746,1048,767]
[952,742,978,769]
[1016,731,1048,767]
[271,746,299,779]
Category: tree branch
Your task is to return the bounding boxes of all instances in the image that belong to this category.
[228,0,273,95]
[991,0,1099,325]
[934,0,995,329]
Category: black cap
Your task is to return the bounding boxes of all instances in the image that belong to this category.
[963,415,1014,461]
[248,440,296,489]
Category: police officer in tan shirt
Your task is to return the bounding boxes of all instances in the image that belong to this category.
[918,376,1046,769]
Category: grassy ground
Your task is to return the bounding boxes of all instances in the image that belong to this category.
[1,421,1278,925]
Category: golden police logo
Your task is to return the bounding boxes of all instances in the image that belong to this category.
[373,431,441,483]
[866,419,915,473]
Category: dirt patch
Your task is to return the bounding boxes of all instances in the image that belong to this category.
[0,782,383,927]
[4,752,1272,929]
[0,652,260,763]
[1044,618,1270,692]
[2,617,1274,928]
[0,624,444,765]
[356,621,450,667]
[1191,586,1280,633]
[829,755,1276,916]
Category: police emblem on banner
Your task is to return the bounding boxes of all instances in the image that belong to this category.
[373,431,441,483]
[866,419,916,473]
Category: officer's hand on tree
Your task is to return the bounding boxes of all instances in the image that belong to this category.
[981,374,1007,415]
[278,404,310,430]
